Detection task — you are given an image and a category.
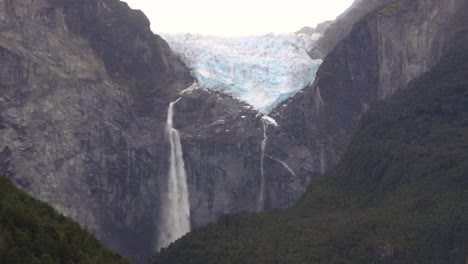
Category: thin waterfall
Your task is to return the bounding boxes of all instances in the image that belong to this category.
[157,98,190,251]
[266,155,296,177]
[257,118,268,212]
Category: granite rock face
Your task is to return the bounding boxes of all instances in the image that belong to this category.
[1,0,467,263]
[274,0,468,181]
[0,0,193,263]
[175,89,312,228]
[0,0,312,262]
[312,0,394,57]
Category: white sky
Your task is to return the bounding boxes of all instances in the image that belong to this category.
[122,0,355,36]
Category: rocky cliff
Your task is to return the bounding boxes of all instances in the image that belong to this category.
[150,29,468,263]
[1,0,467,263]
[0,0,193,262]
[0,0,308,262]
[273,0,468,182]
[312,0,394,56]
[174,90,264,227]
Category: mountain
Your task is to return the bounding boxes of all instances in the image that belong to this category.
[0,0,193,262]
[271,0,468,187]
[1,0,467,263]
[0,0,313,262]
[149,29,468,264]
[295,21,332,36]
[0,175,129,264]
[312,0,394,56]
[0,1,370,261]
[295,26,316,35]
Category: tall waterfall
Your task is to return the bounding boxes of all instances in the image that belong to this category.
[257,118,268,212]
[257,116,278,212]
[157,98,191,251]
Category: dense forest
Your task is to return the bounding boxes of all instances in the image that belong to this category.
[150,36,468,264]
[0,176,129,264]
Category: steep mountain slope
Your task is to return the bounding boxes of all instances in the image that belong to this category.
[169,0,468,230]
[0,0,308,261]
[149,33,468,264]
[312,0,394,56]
[1,0,466,262]
[270,0,468,184]
[164,0,468,234]
[0,0,192,262]
[0,175,129,264]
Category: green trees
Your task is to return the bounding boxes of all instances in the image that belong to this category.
[0,176,129,264]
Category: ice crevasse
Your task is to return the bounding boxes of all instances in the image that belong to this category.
[162,33,323,114]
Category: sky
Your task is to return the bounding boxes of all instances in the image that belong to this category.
[123,0,355,37]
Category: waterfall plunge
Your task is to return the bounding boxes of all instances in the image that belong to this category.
[157,98,191,251]
[257,118,268,212]
[257,116,278,212]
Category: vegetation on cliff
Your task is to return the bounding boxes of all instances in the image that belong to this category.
[149,36,468,264]
[0,176,129,264]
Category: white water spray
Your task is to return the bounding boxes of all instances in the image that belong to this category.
[157,98,190,251]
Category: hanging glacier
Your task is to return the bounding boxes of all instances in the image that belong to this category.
[162,33,323,114]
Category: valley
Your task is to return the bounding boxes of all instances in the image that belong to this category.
[0,0,466,263]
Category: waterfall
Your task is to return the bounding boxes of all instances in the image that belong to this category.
[257,116,278,212]
[266,155,296,177]
[157,98,191,251]
[257,118,268,212]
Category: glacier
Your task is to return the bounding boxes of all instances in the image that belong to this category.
[162,33,323,114]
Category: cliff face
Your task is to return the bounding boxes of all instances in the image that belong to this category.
[0,0,308,262]
[0,0,193,263]
[150,29,468,264]
[313,0,394,56]
[175,89,312,228]
[174,90,264,227]
[1,0,467,262]
[51,0,191,92]
[274,0,468,179]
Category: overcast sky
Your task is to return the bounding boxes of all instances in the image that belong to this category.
[123,0,355,36]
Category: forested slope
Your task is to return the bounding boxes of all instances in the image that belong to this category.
[150,35,468,264]
[0,176,129,264]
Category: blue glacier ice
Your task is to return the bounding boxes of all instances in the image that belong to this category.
[162,33,323,114]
